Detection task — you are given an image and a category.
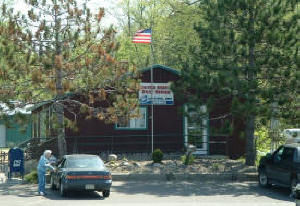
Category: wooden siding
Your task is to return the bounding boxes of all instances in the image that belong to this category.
[65,66,184,154]
[31,65,246,159]
[209,97,245,159]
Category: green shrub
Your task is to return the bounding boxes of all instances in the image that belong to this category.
[181,154,194,165]
[237,156,246,164]
[211,163,220,172]
[24,170,38,184]
[152,149,163,163]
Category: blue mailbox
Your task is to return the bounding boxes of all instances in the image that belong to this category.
[8,148,24,179]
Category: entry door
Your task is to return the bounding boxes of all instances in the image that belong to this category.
[0,125,6,147]
[184,105,208,155]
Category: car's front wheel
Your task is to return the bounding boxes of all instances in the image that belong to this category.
[103,190,110,198]
[258,170,269,187]
[60,181,67,197]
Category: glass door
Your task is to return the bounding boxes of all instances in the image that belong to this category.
[184,105,208,154]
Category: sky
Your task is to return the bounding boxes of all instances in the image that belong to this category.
[4,0,123,28]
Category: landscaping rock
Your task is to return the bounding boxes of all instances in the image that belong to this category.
[133,162,141,167]
[153,163,162,167]
[105,157,257,176]
[108,154,117,162]
[121,161,129,166]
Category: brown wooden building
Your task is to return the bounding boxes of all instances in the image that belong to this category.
[31,64,245,159]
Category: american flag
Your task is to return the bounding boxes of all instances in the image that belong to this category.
[132,29,152,44]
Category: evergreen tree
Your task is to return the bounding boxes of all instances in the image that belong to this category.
[175,0,298,165]
[0,0,139,157]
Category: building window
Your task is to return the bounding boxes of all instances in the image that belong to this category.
[115,107,147,130]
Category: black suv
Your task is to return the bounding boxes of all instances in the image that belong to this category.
[258,144,300,192]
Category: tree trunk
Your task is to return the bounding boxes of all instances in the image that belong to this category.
[55,65,66,158]
[127,0,131,35]
[245,115,256,165]
[54,3,67,158]
[56,101,67,158]
[245,2,256,166]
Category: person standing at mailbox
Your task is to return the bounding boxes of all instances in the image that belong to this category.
[37,150,55,195]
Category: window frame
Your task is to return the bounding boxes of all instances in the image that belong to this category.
[115,106,148,130]
[273,146,284,163]
[58,158,66,168]
[281,147,295,163]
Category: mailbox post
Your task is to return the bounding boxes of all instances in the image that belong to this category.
[8,148,24,179]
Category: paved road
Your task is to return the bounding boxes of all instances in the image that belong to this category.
[0,180,296,206]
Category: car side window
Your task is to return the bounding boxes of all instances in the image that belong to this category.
[274,147,284,163]
[294,149,300,163]
[58,158,66,168]
[281,147,295,163]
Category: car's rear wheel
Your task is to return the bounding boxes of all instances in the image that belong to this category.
[103,190,110,198]
[50,175,56,190]
[258,170,269,187]
[60,181,67,197]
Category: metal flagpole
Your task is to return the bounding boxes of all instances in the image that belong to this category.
[150,34,154,154]
[132,28,154,153]
[151,63,154,154]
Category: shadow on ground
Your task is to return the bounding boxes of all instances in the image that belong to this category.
[0,181,37,198]
[44,189,105,200]
[0,180,294,203]
[112,180,293,202]
[0,181,105,200]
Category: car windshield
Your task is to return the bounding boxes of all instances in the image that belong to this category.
[67,156,105,169]
[285,130,300,138]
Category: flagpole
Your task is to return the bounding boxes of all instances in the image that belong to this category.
[150,30,154,154]
[132,28,154,153]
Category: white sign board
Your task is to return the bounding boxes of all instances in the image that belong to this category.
[139,83,174,105]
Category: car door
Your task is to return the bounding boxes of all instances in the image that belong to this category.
[276,147,295,185]
[55,158,66,186]
[266,146,284,182]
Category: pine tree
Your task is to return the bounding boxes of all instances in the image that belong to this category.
[0,0,139,157]
[175,0,298,165]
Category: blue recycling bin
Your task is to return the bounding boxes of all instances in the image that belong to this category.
[8,148,24,179]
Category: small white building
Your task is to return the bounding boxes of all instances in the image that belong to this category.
[0,103,32,148]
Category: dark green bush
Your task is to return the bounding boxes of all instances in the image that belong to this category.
[24,170,38,184]
[152,149,163,163]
